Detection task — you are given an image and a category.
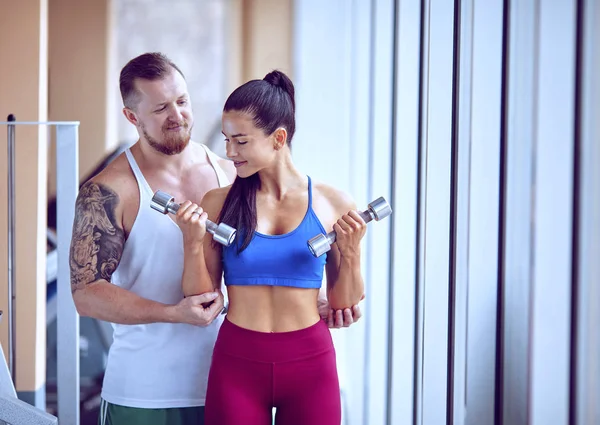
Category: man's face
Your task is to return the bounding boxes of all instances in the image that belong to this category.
[128,69,194,155]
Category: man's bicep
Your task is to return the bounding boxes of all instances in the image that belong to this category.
[69,181,125,293]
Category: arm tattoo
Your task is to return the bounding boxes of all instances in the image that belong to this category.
[69,181,125,293]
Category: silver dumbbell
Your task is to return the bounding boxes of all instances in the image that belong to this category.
[151,190,237,247]
[307,197,392,257]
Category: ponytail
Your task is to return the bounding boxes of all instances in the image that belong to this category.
[263,70,296,112]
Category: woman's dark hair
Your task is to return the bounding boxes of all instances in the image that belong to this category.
[217,70,296,253]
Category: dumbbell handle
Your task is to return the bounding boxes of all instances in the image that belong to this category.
[151,190,237,247]
[320,209,375,246]
[162,201,221,236]
[307,196,392,257]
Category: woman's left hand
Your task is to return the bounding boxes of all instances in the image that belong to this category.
[333,210,367,257]
[318,294,364,328]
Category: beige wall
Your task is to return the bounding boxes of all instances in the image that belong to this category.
[0,0,49,392]
[209,0,292,157]
[242,0,293,82]
[225,0,244,94]
[224,0,293,92]
[48,0,118,198]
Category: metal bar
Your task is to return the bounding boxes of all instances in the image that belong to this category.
[529,1,577,424]
[452,0,474,422]
[0,121,80,125]
[56,124,80,425]
[414,1,430,423]
[419,0,457,423]
[364,0,395,423]
[502,1,537,424]
[6,114,16,384]
[463,0,505,423]
[389,0,421,424]
[575,0,600,423]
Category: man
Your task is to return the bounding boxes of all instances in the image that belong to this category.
[70,52,361,425]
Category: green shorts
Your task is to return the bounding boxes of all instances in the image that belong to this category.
[98,399,205,425]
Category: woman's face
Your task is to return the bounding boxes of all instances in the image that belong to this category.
[222,110,285,178]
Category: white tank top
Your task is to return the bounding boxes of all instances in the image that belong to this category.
[101,144,230,408]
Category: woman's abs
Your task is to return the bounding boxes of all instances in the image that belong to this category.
[225,285,321,332]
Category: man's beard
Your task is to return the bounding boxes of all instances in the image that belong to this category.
[141,120,192,155]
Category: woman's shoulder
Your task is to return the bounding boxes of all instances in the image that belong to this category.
[312,180,357,215]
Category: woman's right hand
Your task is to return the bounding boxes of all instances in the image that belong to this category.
[174,201,208,248]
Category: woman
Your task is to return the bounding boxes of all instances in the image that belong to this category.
[174,70,366,425]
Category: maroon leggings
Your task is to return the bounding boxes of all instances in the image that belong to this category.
[204,318,341,425]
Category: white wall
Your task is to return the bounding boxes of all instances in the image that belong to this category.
[293,1,599,424]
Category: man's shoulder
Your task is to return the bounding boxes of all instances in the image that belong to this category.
[79,153,138,202]
[195,142,236,183]
[217,157,236,182]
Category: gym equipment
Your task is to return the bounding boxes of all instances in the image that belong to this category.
[2,116,82,423]
[0,312,58,425]
[307,197,392,257]
[151,190,237,247]
[6,114,16,383]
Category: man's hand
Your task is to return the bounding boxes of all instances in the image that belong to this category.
[318,295,363,329]
[171,291,223,327]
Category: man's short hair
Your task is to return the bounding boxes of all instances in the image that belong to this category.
[119,52,185,110]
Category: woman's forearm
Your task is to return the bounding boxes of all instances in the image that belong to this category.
[182,242,214,296]
[328,253,365,310]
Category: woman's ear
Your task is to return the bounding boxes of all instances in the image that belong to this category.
[273,127,288,150]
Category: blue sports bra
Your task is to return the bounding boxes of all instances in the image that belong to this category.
[222,176,328,289]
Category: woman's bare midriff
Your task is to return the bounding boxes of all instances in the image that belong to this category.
[225,285,321,333]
